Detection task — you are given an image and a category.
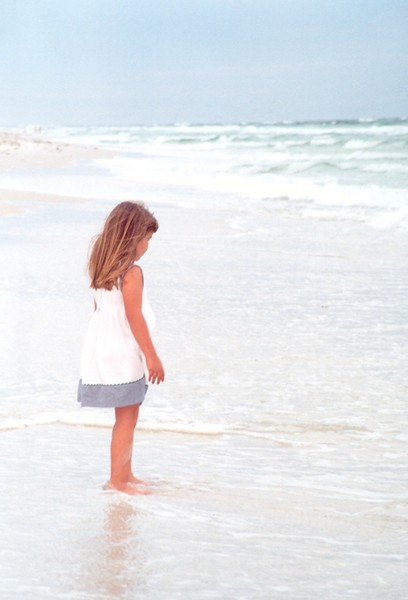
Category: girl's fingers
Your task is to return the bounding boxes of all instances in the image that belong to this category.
[149,370,165,384]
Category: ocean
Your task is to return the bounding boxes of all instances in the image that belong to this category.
[0,119,407,599]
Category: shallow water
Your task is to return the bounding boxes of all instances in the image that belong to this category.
[1,124,408,598]
[1,425,407,600]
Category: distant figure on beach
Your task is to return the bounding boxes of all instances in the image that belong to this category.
[77,201,165,495]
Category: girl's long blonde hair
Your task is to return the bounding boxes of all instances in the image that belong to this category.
[88,201,158,290]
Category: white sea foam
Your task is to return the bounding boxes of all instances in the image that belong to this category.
[0,412,227,436]
[344,139,382,149]
[35,118,407,232]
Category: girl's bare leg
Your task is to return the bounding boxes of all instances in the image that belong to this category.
[125,407,149,486]
[107,404,149,495]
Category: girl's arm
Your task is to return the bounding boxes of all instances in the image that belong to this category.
[122,266,165,384]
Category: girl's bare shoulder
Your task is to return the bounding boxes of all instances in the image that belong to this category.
[123,264,143,282]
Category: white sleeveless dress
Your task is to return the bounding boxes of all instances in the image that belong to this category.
[77,265,155,408]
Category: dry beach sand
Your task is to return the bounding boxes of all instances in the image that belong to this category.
[0,130,112,214]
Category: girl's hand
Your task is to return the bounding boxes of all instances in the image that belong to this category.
[147,355,165,384]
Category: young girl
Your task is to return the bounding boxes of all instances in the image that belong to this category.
[77,201,165,495]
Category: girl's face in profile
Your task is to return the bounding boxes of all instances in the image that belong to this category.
[135,232,154,260]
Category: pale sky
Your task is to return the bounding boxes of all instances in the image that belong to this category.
[0,0,407,126]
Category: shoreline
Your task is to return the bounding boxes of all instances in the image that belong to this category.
[0,130,113,215]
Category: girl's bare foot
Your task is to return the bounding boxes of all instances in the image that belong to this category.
[103,481,151,495]
[128,473,150,487]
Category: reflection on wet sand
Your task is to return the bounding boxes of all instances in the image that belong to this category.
[81,498,147,599]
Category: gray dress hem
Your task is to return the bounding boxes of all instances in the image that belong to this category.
[77,376,148,408]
